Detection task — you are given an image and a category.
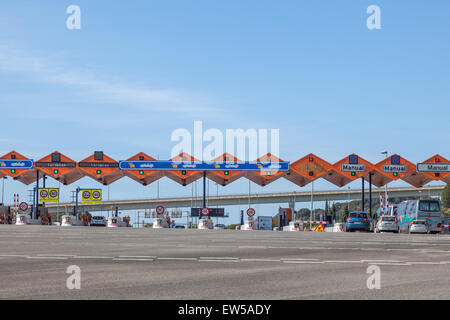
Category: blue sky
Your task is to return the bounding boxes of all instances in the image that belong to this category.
[0,1,449,223]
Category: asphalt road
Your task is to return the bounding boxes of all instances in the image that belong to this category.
[0,225,449,299]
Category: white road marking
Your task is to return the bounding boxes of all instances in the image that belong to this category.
[368,262,411,266]
[26,256,68,260]
[360,259,401,263]
[199,257,238,260]
[113,258,154,261]
[118,255,157,259]
[283,260,324,264]
[74,256,115,259]
[158,257,198,261]
[240,258,281,262]
[199,259,239,263]
[323,260,362,264]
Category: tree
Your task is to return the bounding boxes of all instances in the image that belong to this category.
[341,206,349,223]
[325,200,329,215]
[442,184,450,209]
[442,184,450,215]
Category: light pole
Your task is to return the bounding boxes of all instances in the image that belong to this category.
[1,177,6,205]
[381,151,388,209]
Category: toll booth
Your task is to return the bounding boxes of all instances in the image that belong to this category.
[0,205,8,224]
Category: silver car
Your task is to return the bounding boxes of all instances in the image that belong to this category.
[409,220,429,234]
[375,216,399,233]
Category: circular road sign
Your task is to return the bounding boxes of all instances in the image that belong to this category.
[156,205,165,215]
[49,189,58,199]
[82,190,91,200]
[247,208,256,217]
[19,202,28,212]
[201,207,210,216]
[92,190,101,200]
[39,189,48,199]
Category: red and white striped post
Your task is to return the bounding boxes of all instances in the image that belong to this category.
[379,193,384,215]
[386,191,389,215]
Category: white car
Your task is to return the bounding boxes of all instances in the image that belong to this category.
[375,216,399,233]
[409,220,429,234]
[89,216,107,227]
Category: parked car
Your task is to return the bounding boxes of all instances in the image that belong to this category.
[345,212,371,232]
[214,224,225,230]
[408,220,429,234]
[375,216,399,233]
[89,216,107,227]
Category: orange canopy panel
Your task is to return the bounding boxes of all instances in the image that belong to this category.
[373,154,429,188]
[164,153,203,186]
[245,153,287,186]
[285,153,332,187]
[35,151,85,185]
[0,151,43,185]
[323,154,379,187]
[121,152,164,185]
[206,153,245,186]
[77,151,122,185]
[416,154,450,182]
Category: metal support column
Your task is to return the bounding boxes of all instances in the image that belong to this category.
[202,171,206,208]
[362,177,365,211]
[34,171,39,219]
[369,173,373,219]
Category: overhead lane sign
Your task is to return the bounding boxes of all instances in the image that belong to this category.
[118,161,290,171]
[0,160,34,169]
[417,163,450,172]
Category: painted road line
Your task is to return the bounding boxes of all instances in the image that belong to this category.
[113,258,154,261]
[240,258,281,262]
[74,256,115,259]
[406,261,444,265]
[199,259,239,263]
[282,260,324,264]
[118,255,157,259]
[360,259,401,263]
[199,257,239,260]
[0,254,28,258]
[157,257,198,261]
[280,258,320,261]
[322,260,363,264]
[368,262,411,266]
[26,256,69,260]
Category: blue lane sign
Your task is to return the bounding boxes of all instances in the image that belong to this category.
[0,159,34,169]
[119,161,290,171]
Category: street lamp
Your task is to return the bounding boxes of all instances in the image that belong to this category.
[1,177,6,205]
[381,151,388,210]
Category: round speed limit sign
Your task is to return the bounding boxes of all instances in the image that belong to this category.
[40,189,48,198]
[156,205,165,215]
[49,189,58,199]
[92,190,101,200]
[82,190,91,200]
[246,208,256,217]
[201,207,210,216]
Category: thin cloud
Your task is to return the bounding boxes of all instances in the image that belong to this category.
[0,44,219,115]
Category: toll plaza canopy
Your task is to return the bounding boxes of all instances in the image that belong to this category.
[0,150,449,188]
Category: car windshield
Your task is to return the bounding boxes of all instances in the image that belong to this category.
[93,216,104,220]
[418,201,440,212]
[349,212,368,218]
[413,221,426,225]
[382,217,396,221]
